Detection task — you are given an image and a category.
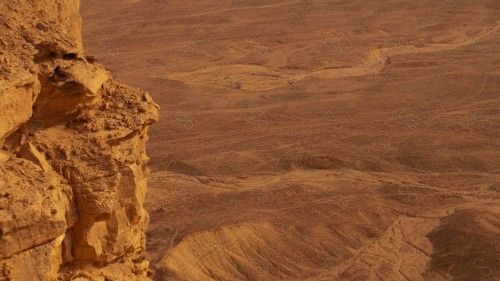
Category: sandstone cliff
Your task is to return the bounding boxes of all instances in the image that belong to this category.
[0,1,159,280]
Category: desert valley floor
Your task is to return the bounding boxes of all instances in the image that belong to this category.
[81,1,500,280]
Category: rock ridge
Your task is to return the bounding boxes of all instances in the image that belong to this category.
[0,1,159,280]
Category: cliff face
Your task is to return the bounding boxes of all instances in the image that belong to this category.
[0,1,159,280]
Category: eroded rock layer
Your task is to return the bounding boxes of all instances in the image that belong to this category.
[0,1,159,280]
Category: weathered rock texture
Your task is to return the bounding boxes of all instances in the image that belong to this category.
[0,1,159,280]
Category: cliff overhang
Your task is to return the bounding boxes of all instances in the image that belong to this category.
[0,1,159,280]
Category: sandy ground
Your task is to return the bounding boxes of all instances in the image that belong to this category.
[81,1,500,280]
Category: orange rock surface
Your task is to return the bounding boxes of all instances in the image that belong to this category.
[0,1,159,280]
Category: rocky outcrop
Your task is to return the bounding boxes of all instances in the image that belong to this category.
[0,1,159,280]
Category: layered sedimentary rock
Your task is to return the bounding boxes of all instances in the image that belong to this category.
[0,1,159,280]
